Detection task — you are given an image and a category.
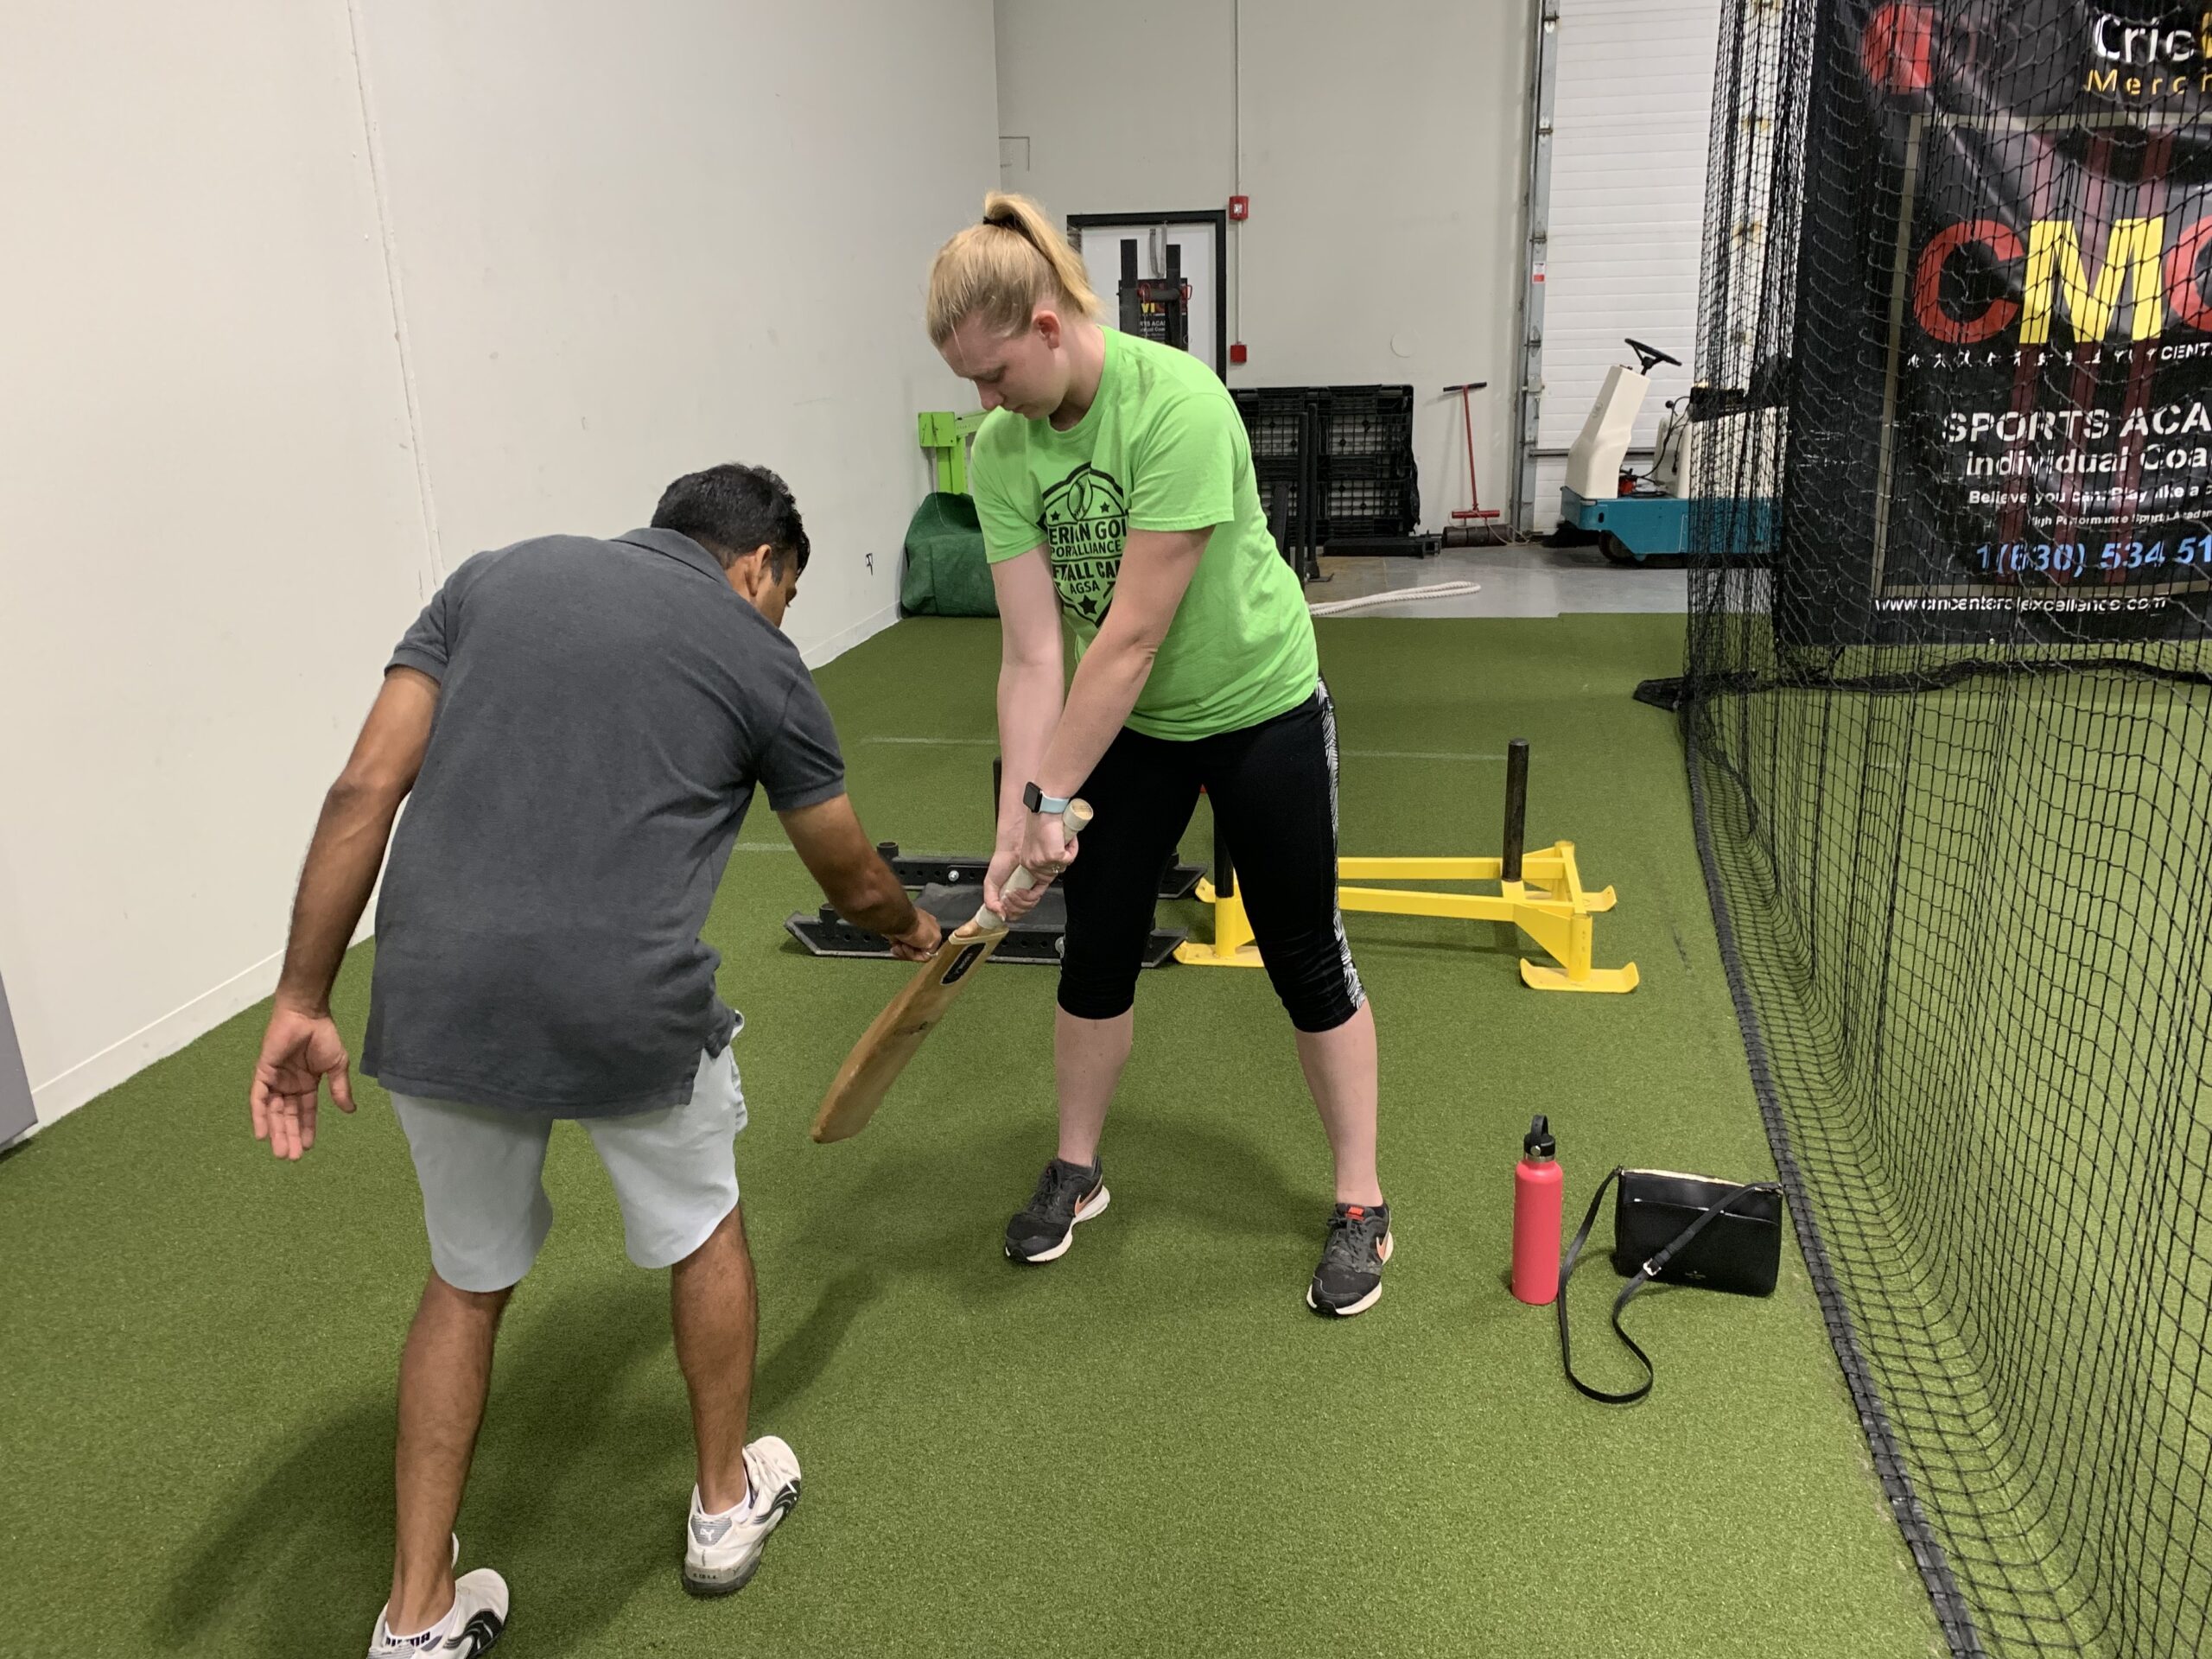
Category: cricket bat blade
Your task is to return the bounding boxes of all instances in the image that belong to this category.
[809,800,1091,1143]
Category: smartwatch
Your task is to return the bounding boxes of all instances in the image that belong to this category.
[1022,780,1073,817]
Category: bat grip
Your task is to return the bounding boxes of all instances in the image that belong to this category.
[963,799,1093,937]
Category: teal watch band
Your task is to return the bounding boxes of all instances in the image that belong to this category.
[1022,780,1073,817]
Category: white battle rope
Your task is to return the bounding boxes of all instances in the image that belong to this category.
[1306,580,1483,618]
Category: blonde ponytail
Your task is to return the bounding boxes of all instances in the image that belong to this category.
[925,192,1103,345]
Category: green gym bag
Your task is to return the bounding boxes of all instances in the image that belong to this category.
[899,493,1000,618]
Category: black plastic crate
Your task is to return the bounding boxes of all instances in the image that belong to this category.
[1321,385,1414,458]
[1319,452,1415,481]
[1319,462,1419,534]
[1322,479,1417,523]
[1232,388,1317,461]
[1236,384,1417,569]
[1323,533,1440,556]
[1319,515,1417,542]
[1244,416,1306,461]
[1233,388,1314,416]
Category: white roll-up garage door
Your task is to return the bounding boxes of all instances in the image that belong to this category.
[1532,0,1723,524]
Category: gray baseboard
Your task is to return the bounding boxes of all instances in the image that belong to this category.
[0,969,35,1150]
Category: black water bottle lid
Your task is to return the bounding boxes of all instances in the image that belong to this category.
[1523,1115,1556,1160]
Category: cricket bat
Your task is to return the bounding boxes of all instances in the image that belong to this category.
[810,800,1093,1143]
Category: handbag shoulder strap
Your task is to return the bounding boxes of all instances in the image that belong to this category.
[1557,1168,1648,1404]
[1555,1169,1777,1406]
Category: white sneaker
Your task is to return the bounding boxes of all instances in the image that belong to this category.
[367,1541,507,1656]
[683,1434,803,1597]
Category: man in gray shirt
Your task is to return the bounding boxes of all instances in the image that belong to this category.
[245,464,939,1657]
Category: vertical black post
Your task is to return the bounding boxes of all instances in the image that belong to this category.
[1292,393,1309,579]
[1502,739,1529,883]
[1267,478,1294,572]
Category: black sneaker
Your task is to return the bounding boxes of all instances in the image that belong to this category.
[1004,1157,1110,1262]
[1307,1201,1393,1316]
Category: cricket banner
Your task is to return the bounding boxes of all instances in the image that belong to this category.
[1783,1,2212,643]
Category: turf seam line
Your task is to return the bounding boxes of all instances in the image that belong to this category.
[1687,714,1987,1659]
[1341,749,1510,761]
[862,735,1508,762]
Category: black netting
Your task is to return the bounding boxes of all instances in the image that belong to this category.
[1682,3,2212,1656]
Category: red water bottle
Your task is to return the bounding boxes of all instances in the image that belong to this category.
[1512,1115,1564,1305]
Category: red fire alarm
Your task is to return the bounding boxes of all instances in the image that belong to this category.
[1229,194,1249,220]
[1230,341,1249,365]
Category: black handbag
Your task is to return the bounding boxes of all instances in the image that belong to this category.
[1555,1166,1786,1404]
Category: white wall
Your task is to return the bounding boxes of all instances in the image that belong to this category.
[354,0,995,665]
[0,0,999,1128]
[0,0,432,1131]
[1534,0,1723,514]
[995,1,1237,212]
[995,0,1531,533]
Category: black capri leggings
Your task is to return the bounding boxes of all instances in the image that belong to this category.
[1057,682,1365,1033]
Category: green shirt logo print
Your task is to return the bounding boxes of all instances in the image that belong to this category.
[1040,463,1129,626]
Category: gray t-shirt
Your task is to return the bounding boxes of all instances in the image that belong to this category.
[360,527,845,1115]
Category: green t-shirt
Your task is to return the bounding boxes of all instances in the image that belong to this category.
[970,328,1319,741]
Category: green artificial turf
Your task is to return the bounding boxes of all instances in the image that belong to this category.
[0,613,1943,1657]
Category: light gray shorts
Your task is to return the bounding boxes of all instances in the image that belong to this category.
[391,1046,747,1293]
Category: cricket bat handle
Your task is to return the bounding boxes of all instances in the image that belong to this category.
[962,799,1093,938]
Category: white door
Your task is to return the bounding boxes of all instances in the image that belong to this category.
[1073,219,1220,377]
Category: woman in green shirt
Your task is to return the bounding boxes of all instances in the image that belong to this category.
[926,194,1389,1316]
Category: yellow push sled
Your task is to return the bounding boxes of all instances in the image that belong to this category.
[1174,740,1638,993]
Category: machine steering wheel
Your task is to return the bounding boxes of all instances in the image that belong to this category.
[1624,338,1682,375]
